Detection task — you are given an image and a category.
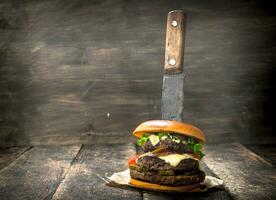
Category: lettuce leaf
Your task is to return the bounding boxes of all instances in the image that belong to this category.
[137,134,150,146]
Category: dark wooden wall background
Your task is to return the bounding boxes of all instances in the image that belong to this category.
[0,0,275,147]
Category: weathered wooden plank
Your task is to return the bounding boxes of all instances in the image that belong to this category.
[3,128,275,147]
[143,190,231,200]
[0,146,31,170]
[204,143,276,200]
[0,0,274,146]
[0,145,81,200]
[52,144,142,200]
[245,144,276,167]
[28,132,138,146]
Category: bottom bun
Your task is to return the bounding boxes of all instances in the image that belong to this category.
[129,178,205,193]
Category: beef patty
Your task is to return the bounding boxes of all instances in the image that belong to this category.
[130,169,205,186]
[142,138,193,154]
[136,155,199,172]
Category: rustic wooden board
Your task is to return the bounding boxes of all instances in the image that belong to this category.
[0,146,31,170]
[52,144,142,200]
[204,143,276,200]
[0,145,81,200]
[0,0,275,146]
[24,131,139,147]
[245,144,276,167]
[143,190,232,200]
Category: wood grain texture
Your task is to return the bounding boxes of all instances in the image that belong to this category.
[164,10,186,74]
[0,0,275,146]
[0,146,31,170]
[52,144,142,200]
[245,144,276,167]
[204,143,276,200]
[143,190,231,200]
[0,145,81,200]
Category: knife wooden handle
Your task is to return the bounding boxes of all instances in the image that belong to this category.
[164,10,186,74]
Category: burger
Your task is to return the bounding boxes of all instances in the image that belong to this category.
[128,120,206,192]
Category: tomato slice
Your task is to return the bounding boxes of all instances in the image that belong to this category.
[128,154,141,165]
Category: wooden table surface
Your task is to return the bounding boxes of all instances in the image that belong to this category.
[0,142,275,200]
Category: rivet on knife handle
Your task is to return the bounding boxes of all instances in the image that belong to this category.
[164,10,186,74]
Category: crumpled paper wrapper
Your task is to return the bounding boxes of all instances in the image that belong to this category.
[106,169,224,193]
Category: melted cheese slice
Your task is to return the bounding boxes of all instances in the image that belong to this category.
[158,154,197,167]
